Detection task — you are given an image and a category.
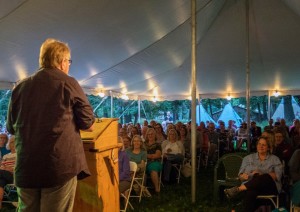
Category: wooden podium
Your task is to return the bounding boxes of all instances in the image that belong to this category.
[74,118,120,212]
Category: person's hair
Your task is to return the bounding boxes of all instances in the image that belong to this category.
[262,130,275,151]
[180,125,188,136]
[167,128,178,141]
[118,136,125,151]
[257,136,272,151]
[39,39,70,69]
[130,135,145,150]
[145,127,157,143]
[0,133,8,142]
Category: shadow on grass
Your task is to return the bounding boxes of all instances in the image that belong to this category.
[127,166,244,212]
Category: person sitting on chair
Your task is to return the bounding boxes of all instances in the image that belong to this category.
[162,129,184,183]
[224,136,283,212]
[0,136,16,209]
[126,135,147,174]
[118,137,131,194]
[288,146,300,207]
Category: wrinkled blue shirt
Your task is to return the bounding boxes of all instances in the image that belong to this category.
[239,153,283,192]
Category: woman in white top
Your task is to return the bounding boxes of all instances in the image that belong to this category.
[162,129,184,183]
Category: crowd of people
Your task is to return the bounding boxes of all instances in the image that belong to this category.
[118,117,300,211]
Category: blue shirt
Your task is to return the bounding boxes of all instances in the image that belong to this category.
[239,152,283,192]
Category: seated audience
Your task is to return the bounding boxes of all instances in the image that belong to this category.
[122,136,132,150]
[261,130,275,153]
[250,121,262,152]
[0,136,16,209]
[154,123,167,144]
[144,128,162,193]
[126,135,147,174]
[236,122,248,150]
[224,137,283,212]
[162,129,184,183]
[178,125,191,157]
[290,119,300,149]
[273,130,293,169]
[0,133,10,159]
[288,147,300,207]
[216,121,228,157]
[264,119,274,131]
[118,137,131,194]
[207,123,219,162]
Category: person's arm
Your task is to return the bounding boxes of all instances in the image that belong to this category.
[147,149,162,160]
[289,150,300,182]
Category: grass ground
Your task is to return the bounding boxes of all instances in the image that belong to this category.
[1,166,243,212]
[125,165,244,212]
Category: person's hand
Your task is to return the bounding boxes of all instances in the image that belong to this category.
[167,148,172,153]
[239,173,249,181]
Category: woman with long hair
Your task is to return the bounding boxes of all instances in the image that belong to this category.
[144,128,162,193]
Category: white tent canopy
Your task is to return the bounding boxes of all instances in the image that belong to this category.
[217,103,243,127]
[196,104,216,125]
[1,0,300,100]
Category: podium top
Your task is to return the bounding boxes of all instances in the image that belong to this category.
[80,118,118,142]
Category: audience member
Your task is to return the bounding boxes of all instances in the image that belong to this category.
[250,121,262,151]
[154,123,167,144]
[0,136,16,209]
[118,137,131,194]
[207,123,219,163]
[162,129,184,183]
[273,130,293,167]
[122,136,132,150]
[288,147,300,207]
[236,122,248,150]
[0,133,10,159]
[126,135,147,174]
[145,128,162,193]
[264,119,274,131]
[290,119,300,149]
[224,137,283,212]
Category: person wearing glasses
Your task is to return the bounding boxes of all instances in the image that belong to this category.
[224,136,283,212]
[6,38,95,212]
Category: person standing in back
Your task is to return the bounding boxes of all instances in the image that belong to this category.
[6,38,95,212]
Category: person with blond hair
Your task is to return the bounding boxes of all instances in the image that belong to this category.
[6,38,95,211]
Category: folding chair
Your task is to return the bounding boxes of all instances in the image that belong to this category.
[129,162,148,202]
[256,195,279,209]
[171,163,182,184]
[120,161,137,212]
[2,184,18,208]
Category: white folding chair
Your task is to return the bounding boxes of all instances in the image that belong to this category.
[171,163,182,184]
[120,161,137,212]
[129,162,148,202]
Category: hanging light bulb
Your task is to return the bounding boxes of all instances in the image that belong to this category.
[98,91,105,98]
[226,94,232,100]
[121,94,129,100]
[273,90,280,97]
[152,96,157,102]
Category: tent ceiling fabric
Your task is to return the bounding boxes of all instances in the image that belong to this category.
[1,0,300,100]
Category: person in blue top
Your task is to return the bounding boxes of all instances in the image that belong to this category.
[125,135,147,174]
[224,136,283,212]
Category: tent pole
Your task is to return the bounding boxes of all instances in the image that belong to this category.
[268,90,271,120]
[191,0,197,203]
[245,0,251,153]
[110,91,113,118]
[138,98,141,124]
